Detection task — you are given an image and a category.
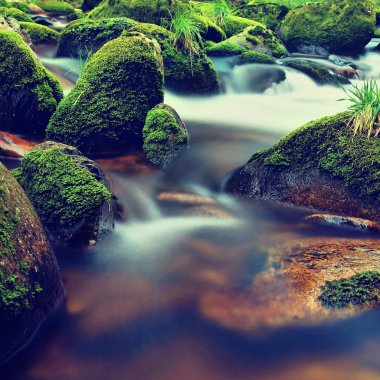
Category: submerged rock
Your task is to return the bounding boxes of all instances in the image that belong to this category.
[278,0,376,53]
[0,131,35,158]
[305,214,380,233]
[282,59,350,85]
[0,30,62,135]
[225,112,380,223]
[143,104,189,168]
[13,141,115,246]
[199,238,380,332]
[47,34,164,155]
[0,162,65,364]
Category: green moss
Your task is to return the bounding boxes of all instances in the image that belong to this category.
[89,0,184,25]
[223,15,257,37]
[13,147,111,231]
[0,6,33,21]
[0,30,63,135]
[36,0,75,14]
[264,151,290,167]
[57,17,136,57]
[234,1,289,30]
[7,1,30,12]
[143,105,188,167]
[129,23,220,94]
[0,184,42,315]
[279,0,376,53]
[206,40,246,56]
[319,271,380,308]
[47,35,164,155]
[237,50,275,64]
[19,22,60,44]
[248,112,380,208]
[0,0,7,7]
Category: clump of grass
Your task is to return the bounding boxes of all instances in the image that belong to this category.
[213,0,230,27]
[341,79,380,138]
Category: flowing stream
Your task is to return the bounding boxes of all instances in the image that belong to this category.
[3,39,380,380]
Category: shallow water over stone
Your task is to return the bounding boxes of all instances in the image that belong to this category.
[3,40,380,380]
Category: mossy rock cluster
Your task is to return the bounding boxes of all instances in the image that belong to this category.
[235,50,275,65]
[130,23,220,94]
[143,104,189,168]
[47,34,164,155]
[233,1,289,30]
[19,21,60,44]
[13,141,115,245]
[278,0,376,53]
[89,0,184,25]
[0,6,33,22]
[207,23,286,58]
[36,0,75,15]
[0,162,64,364]
[57,17,136,57]
[319,271,380,308]
[225,112,380,222]
[0,30,62,135]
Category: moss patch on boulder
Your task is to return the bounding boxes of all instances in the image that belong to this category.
[319,271,380,308]
[36,0,75,15]
[19,21,60,44]
[57,17,136,57]
[13,141,114,244]
[130,23,220,94]
[234,1,289,30]
[0,30,63,135]
[226,112,380,222]
[0,7,33,22]
[47,34,164,155]
[0,162,64,363]
[143,104,189,168]
[278,0,376,53]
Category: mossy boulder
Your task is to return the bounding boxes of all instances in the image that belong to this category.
[143,104,189,168]
[36,0,75,15]
[223,15,257,37]
[234,1,289,31]
[7,1,30,13]
[19,21,60,44]
[13,141,115,245]
[278,0,376,53]
[0,7,33,22]
[282,58,350,85]
[207,24,286,58]
[225,112,380,222]
[129,23,220,94]
[56,17,136,57]
[47,35,164,155]
[235,50,275,64]
[89,0,183,25]
[0,162,64,364]
[0,30,63,135]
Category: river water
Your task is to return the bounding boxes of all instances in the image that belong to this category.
[3,39,380,379]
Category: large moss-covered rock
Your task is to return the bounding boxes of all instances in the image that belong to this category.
[0,162,64,364]
[207,23,286,58]
[0,6,33,22]
[278,0,376,53]
[130,23,220,94]
[89,0,183,24]
[0,30,63,135]
[13,141,115,245]
[36,0,75,15]
[56,17,136,57]
[19,21,60,44]
[234,1,289,31]
[225,112,380,222]
[47,35,164,155]
[143,104,189,168]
